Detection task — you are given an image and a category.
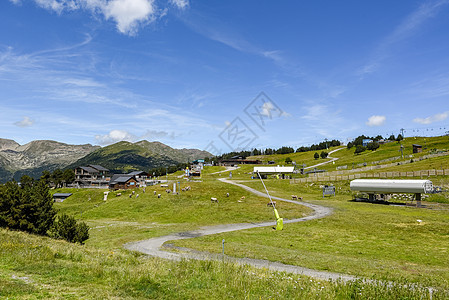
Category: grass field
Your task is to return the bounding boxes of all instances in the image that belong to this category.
[2,228,447,299]
[53,178,311,249]
[173,178,449,289]
[2,136,449,298]
[246,136,449,174]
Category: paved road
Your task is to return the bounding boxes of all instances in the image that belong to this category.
[124,178,362,281]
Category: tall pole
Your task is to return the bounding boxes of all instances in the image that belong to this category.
[257,171,275,208]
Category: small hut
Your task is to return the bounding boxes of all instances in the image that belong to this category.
[412,144,422,153]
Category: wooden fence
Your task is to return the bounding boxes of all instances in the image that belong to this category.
[291,169,449,183]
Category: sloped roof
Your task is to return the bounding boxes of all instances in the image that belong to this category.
[78,166,98,173]
[89,164,109,172]
[53,193,72,198]
[128,171,147,176]
[109,174,135,184]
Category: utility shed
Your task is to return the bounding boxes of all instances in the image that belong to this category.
[413,144,423,153]
[350,179,433,207]
[53,193,72,202]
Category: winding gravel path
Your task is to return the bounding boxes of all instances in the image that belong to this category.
[304,147,345,170]
[124,176,361,281]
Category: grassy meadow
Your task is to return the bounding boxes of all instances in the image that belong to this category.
[1,228,447,299]
[53,178,311,249]
[246,136,449,174]
[2,136,449,298]
[173,178,449,289]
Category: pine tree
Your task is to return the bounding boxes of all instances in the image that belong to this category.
[31,180,57,235]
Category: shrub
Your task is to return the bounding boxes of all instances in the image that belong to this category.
[320,151,328,159]
[285,157,292,164]
[314,152,319,160]
[366,142,380,151]
[354,145,366,155]
[50,214,89,244]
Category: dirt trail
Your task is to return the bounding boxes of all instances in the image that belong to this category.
[123,177,360,281]
[304,146,345,170]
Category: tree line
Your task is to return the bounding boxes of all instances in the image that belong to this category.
[0,174,89,244]
[347,134,403,155]
[39,169,75,188]
[213,139,341,161]
[148,162,190,177]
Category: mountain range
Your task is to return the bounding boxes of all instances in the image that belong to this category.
[0,138,211,182]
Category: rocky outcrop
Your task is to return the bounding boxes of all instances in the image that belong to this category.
[0,139,99,182]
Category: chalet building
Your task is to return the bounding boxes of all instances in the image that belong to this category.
[128,171,149,187]
[219,159,262,166]
[128,171,148,180]
[109,174,138,190]
[74,164,110,188]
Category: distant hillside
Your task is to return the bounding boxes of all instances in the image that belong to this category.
[0,139,99,182]
[135,140,212,163]
[67,141,176,173]
[68,140,212,173]
[0,139,212,182]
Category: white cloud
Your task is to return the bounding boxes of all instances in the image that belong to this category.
[413,111,448,124]
[95,129,137,145]
[104,0,155,35]
[10,0,187,35]
[260,102,274,117]
[14,116,34,128]
[34,0,73,13]
[171,0,188,9]
[366,115,386,127]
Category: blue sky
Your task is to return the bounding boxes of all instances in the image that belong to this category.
[1,0,449,154]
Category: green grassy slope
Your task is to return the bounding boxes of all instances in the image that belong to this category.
[246,136,449,172]
[53,177,311,249]
[68,140,212,173]
[3,137,449,298]
[174,176,449,289]
[68,141,179,173]
[136,140,211,163]
[3,228,444,299]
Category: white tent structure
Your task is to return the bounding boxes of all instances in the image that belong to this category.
[253,166,294,173]
[350,179,433,207]
[253,166,295,179]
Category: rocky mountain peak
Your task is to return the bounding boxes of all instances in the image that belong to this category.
[0,138,20,151]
